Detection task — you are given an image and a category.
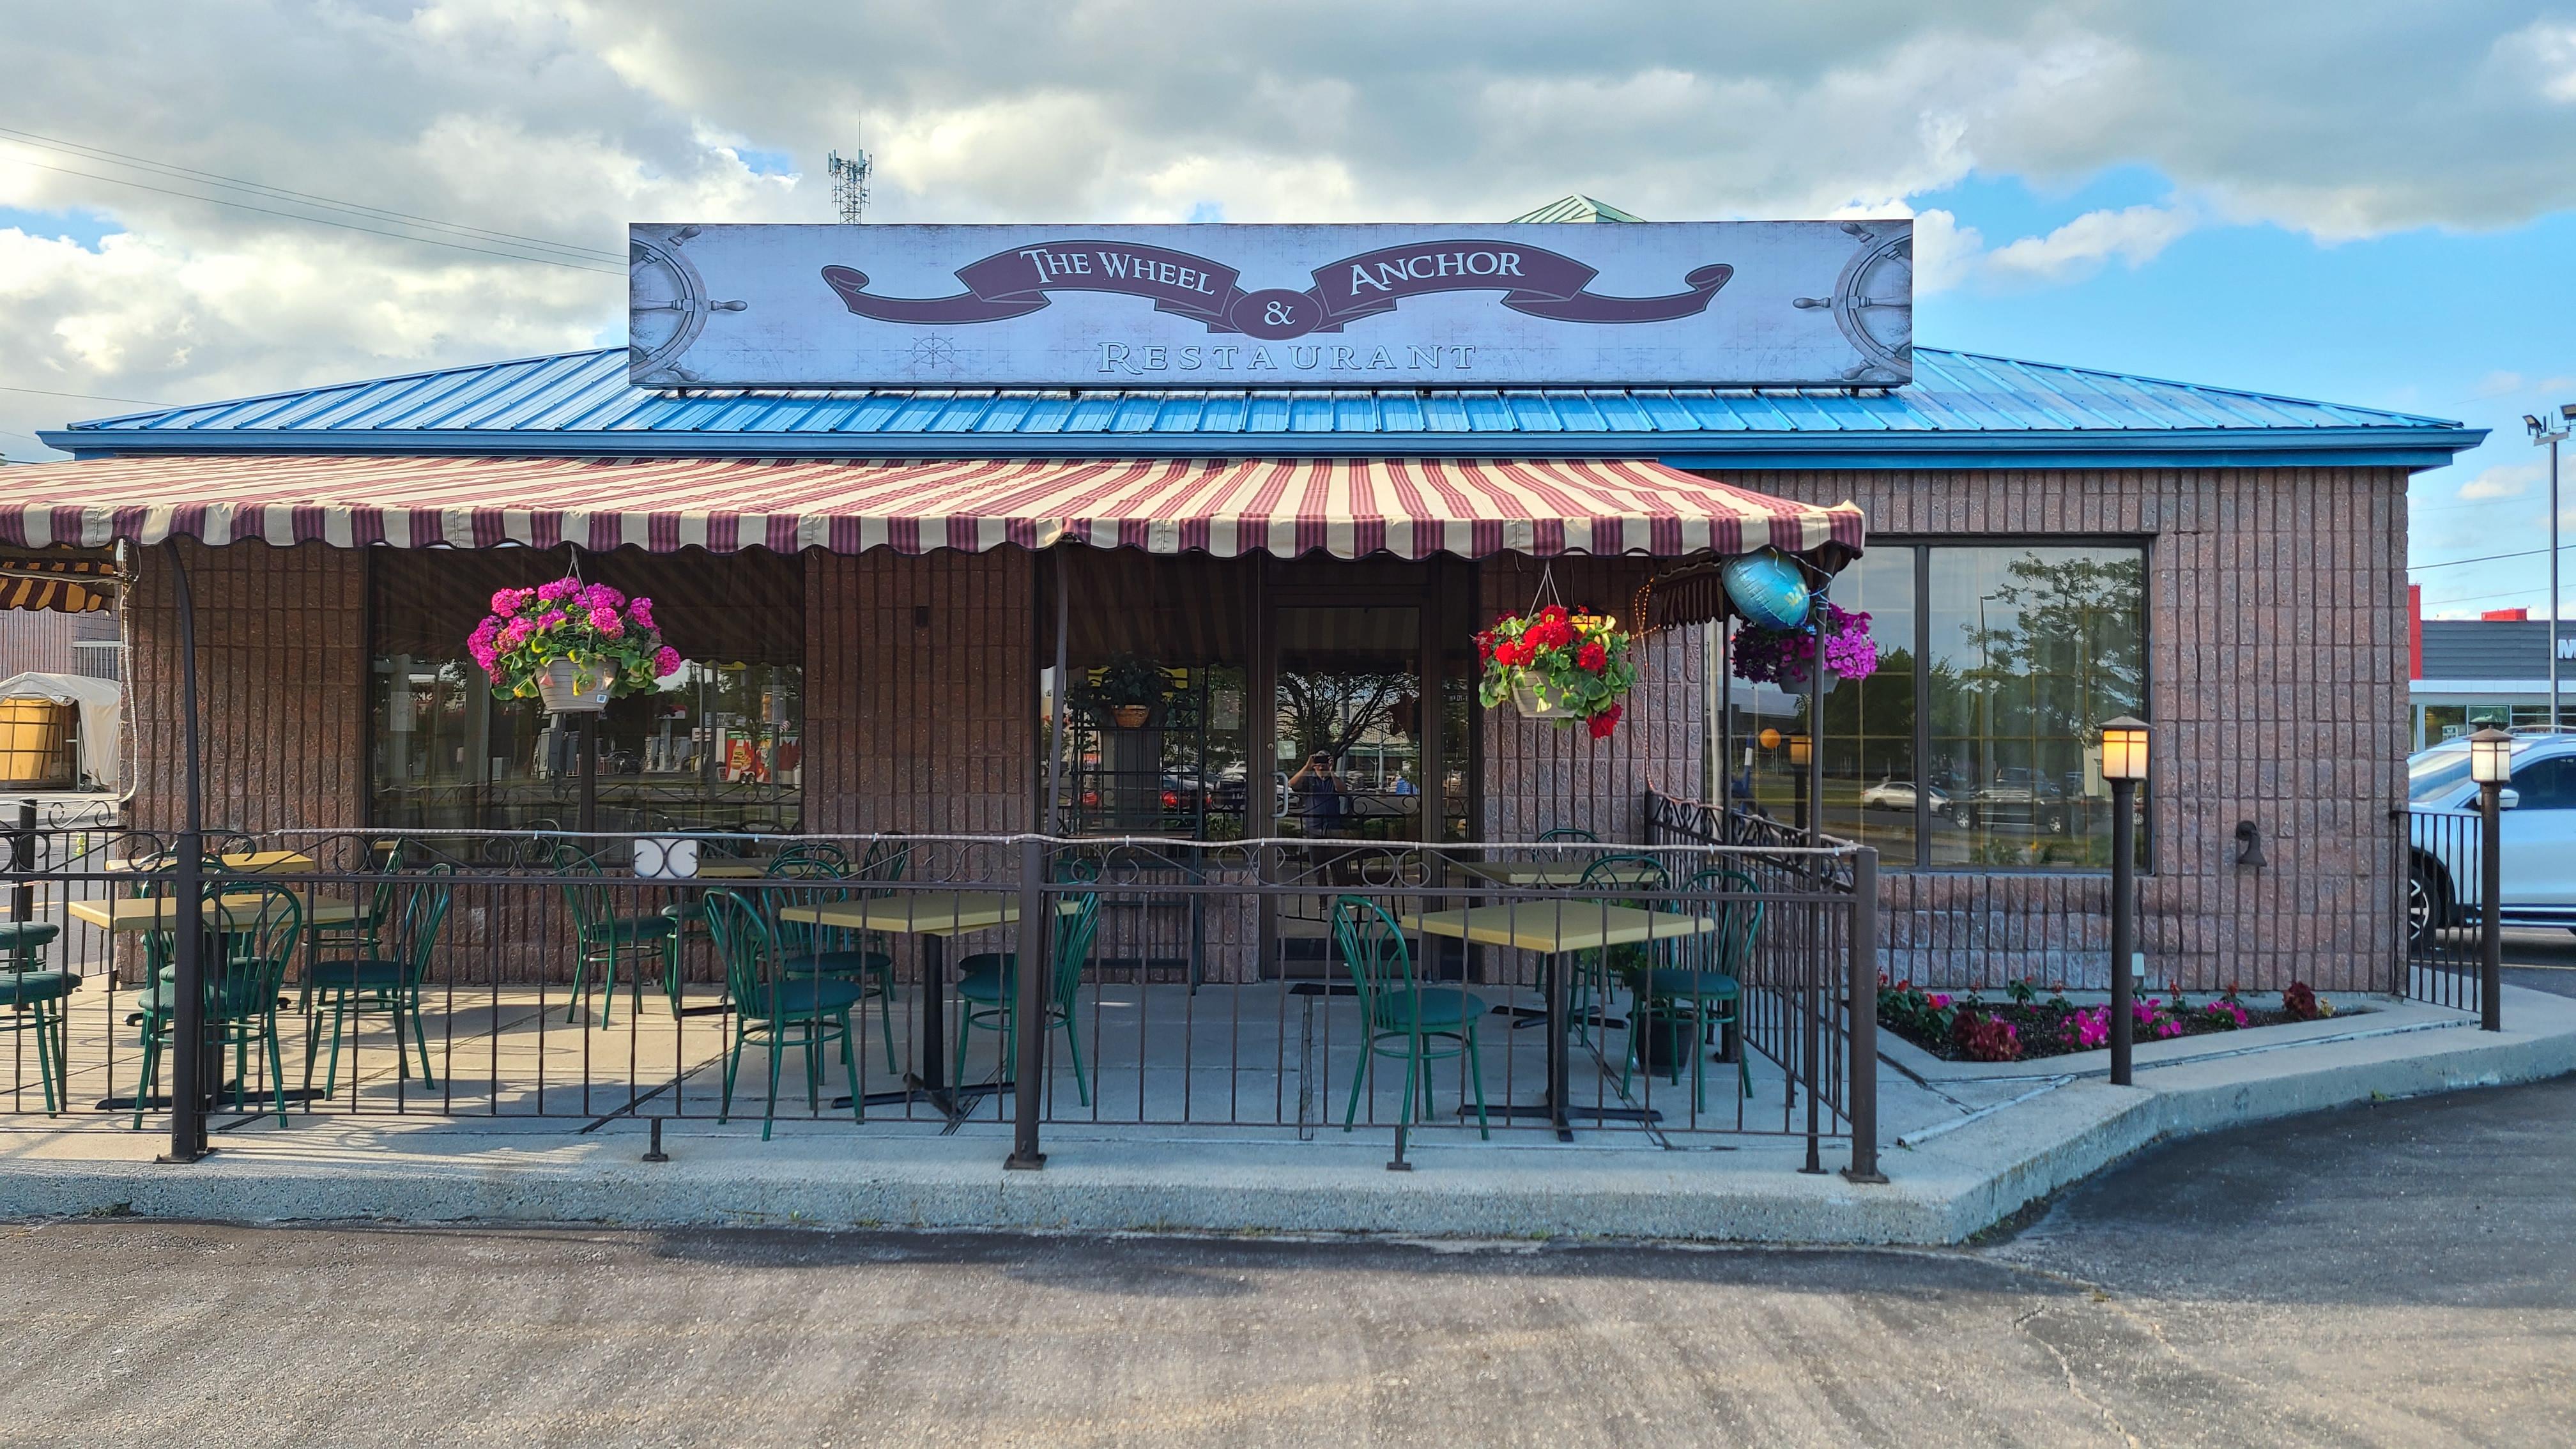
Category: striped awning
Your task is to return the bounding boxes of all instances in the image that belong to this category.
[0,454,1862,562]
[0,548,118,614]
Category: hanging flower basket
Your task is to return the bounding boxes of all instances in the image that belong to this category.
[1731,601,1878,691]
[468,575,684,714]
[1476,604,1638,739]
[536,658,615,713]
[1110,704,1153,729]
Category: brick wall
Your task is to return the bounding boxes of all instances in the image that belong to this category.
[1709,466,2410,994]
[127,539,367,834]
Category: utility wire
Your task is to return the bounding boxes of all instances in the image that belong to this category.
[0,126,625,264]
[0,153,626,276]
[0,383,169,407]
[2410,546,2552,572]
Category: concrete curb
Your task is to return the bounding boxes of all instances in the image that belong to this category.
[5,986,2570,1245]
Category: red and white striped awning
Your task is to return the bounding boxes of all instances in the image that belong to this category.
[0,454,1863,562]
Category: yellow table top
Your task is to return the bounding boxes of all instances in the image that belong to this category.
[1453,859,1664,888]
[69,894,361,932]
[690,861,772,880]
[775,890,1080,938]
[103,850,317,876]
[1402,901,1716,954]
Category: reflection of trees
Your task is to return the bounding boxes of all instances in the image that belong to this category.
[1278,668,1413,763]
[1954,555,2144,746]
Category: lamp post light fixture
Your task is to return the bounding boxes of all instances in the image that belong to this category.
[2469,724,2513,1032]
[2099,715,2149,1085]
[2529,408,2575,732]
[1788,733,1811,832]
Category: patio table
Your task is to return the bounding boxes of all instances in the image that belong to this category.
[1403,901,1714,1140]
[69,893,361,931]
[775,891,1046,1119]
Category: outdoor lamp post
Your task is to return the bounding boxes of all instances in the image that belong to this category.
[1788,733,1811,832]
[2470,724,2513,1032]
[2529,409,2574,731]
[2099,716,2149,1085]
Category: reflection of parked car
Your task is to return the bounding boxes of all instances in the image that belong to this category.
[1955,770,2068,834]
[1860,779,1951,813]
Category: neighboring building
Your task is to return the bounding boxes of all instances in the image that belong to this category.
[2410,585,2576,744]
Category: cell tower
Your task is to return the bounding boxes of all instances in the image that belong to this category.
[827,147,871,224]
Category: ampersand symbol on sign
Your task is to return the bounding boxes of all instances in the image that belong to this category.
[1263,299,1297,326]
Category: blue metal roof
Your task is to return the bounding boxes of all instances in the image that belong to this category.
[44,346,2482,468]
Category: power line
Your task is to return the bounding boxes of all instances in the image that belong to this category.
[0,383,169,406]
[0,152,625,276]
[2410,546,2552,572]
[0,126,624,264]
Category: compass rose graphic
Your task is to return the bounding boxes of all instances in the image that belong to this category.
[907,334,962,373]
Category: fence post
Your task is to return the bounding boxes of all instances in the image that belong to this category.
[8,800,31,935]
[1006,836,1047,1170]
[1843,847,1886,1184]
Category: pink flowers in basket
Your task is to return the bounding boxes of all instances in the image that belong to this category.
[468,576,683,702]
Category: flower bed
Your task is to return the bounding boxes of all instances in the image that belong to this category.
[1876,977,2345,1063]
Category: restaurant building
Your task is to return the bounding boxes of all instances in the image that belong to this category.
[15,204,2481,993]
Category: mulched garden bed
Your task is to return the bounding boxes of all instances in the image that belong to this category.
[1878,980,2353,1064]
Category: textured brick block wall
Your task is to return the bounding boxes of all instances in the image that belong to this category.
[1710,466,2410,994]
[127,539,367,834]
[1480,554,1706,845]
[805,548,1038,836]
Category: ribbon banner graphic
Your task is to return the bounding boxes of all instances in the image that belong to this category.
[821,238,1733,341]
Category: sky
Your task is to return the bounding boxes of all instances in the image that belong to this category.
[4,1,2575,615]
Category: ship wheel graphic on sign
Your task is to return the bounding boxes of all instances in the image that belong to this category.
[629,226,746,386]
[1793,221,1912,383]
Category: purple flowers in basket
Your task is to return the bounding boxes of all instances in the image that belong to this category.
[1730,601,1878,689]
[468,576,682,701]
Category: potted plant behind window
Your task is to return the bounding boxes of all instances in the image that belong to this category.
[468,577,684,712]
[1078,654,1174,729]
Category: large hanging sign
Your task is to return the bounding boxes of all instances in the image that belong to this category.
[628,220,1910,390]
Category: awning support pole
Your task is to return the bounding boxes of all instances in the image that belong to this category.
[161,539,209,1164]
[1011,549,1070,1172]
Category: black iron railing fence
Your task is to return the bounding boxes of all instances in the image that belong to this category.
[0,803,1881,1178]
[2402,804,2496,1016]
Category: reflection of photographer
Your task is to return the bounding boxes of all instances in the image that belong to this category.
[1287,753,1344,835]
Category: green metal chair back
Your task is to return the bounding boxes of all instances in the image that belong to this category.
[769,841,851,878]
[1681,867,1761,977]
[1537,826,1598,843]
[857,835,911,885]
[387,864,455,991]
[1049,890,1102,1016]
[701,889,781,1020]
[204,878,302,1020]
[364,836,411,926]
[1579,852,1669,894]
[1330,894,1419,1033]
[549,842,618,939]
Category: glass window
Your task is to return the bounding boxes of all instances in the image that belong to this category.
[1924,544,2145,869]
[2511,754,2576,809]
[368,546,803,834]
[1727,540,2147,870]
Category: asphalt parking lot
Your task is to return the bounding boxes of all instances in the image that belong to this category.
[0,1068,2568,1448]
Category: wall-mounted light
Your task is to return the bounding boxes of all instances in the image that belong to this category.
[2234,820,2266,867]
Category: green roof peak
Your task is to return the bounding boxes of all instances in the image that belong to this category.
[1507,195,1646,224]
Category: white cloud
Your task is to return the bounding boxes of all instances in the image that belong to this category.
[2457,461,2543,500]
[1981,203,2198,285]
[6,1,2576,454]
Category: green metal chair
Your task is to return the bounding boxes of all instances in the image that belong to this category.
[1332,893,1490,1140]
[131,878,302,1129]
[703,889,866,1140]
[552,843,679,1029]
[953,887,1102,1106]
[302,864,452,1095]
[1570,852,1669,1046]
[0,921,78,1116]
[1621,867,1759,1110]
[1537,826,1599,843]
[304,836,408,1006]
[764,850,899,1065]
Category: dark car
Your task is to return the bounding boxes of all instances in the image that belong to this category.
[1953,769,2070,834]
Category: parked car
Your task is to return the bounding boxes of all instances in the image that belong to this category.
[2406,732,2576,942]
[1954,769,2068,834]
[1859,778,1951,813]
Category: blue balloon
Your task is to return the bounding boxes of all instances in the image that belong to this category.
[1722,549,1812,631]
